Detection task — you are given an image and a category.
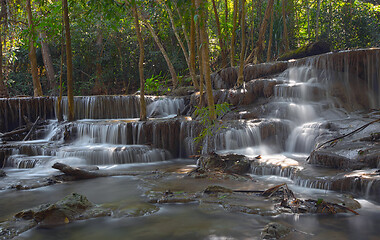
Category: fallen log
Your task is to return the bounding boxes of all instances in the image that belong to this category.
[23,116,40,141]
[52,162,149,180]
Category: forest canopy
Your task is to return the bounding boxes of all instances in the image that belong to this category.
[0,0,379,97]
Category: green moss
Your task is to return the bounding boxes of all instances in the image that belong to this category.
[278,41,331,61]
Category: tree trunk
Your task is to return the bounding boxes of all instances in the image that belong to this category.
[315,0,321,41]
[266,4,274,61]
[57,18,65,122]
[62,0,74,121]
[0,0,8,98]
[237,0,246,86]
[132,4,147,121]
[40,32,56,95]
[92,26,104,95]
[190,0,199,90]
[198,0,216,120]
[282,0,289,52]
[195,13,204,107]
[173,2,190,49]
[230,0,238,67]
[306,0,310,39]
[26,0,43,97]
[140,15,179,89]
[248,0,274,64]
[211,0,227,68]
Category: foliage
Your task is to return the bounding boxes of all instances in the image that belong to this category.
[1,0,380,96]
[193,102,230,146]
[144,72,166,94]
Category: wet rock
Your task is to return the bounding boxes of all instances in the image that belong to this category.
[197,152,251,174]
[331,170,380,202]
[0,169,5,177]
[211,62,287,89]
[309,147,380,170]
[203,185,233,194]
[147,190,198,204]
[14,193,99,227]
[0,193,111,239]
[261,222,291,239]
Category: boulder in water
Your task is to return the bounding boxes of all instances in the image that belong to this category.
[261,222,291,239]
[197,152,251,175]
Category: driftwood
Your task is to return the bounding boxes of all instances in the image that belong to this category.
[261,183,359,215]
[0,127,30,139]
[52,162,149,180]
[23,116,40,141]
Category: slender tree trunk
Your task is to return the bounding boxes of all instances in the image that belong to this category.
[211,0,227,68]
[237,0,246,86]
[26,0,43,97]
[0,0,9,98]
[0,30,8,98]
[140,15,179,89]
[248,0,274,64]
[315,0,321,41]
[132,4,146,121]
[40,32,56,95]
[198,0,216,120]
[224,0,228,24]
[230,0,238,67]
[57,22,65,122]
[266,4,274,61]
[282,0,289,52]
[190,0,199,90]
[62,0,74,121]
[173,2,190,49]
[93,27,104,94]
[306,0,310,39]
[195,14,204,106]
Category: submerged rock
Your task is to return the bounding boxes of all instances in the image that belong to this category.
[0,169,5,177]
[197,152,251,175]
[0,193,111,239]
[203,185,233,195]
[261,222,292,239]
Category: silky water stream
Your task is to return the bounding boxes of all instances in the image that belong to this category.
[1,51,380,239]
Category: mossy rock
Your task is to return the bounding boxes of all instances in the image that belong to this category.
[203,185,233,194]
[278,41,331,61]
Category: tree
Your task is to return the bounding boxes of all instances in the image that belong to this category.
[237,0,246,86]
[211,0,227,68]
[140,12,179,89]
[131,1,147,121]
[197,0,216,120]
[248,0,275,63]
[266,1,274,61]
[0,0,9,97]
[26,0,43,97]
[230,0,238,67]
[62,0,74,121]
[40,32,56,94]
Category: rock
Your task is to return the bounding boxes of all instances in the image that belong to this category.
[0,169,6,177]
[203,185,233,194]
[14,193,98,228]
[309,148,380,170]
[147,190,197,204]
[211,62,288,89]
[261,222,291,239]
[0,193,112,238]
[197,152,251,174]
[278,41,330,61]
